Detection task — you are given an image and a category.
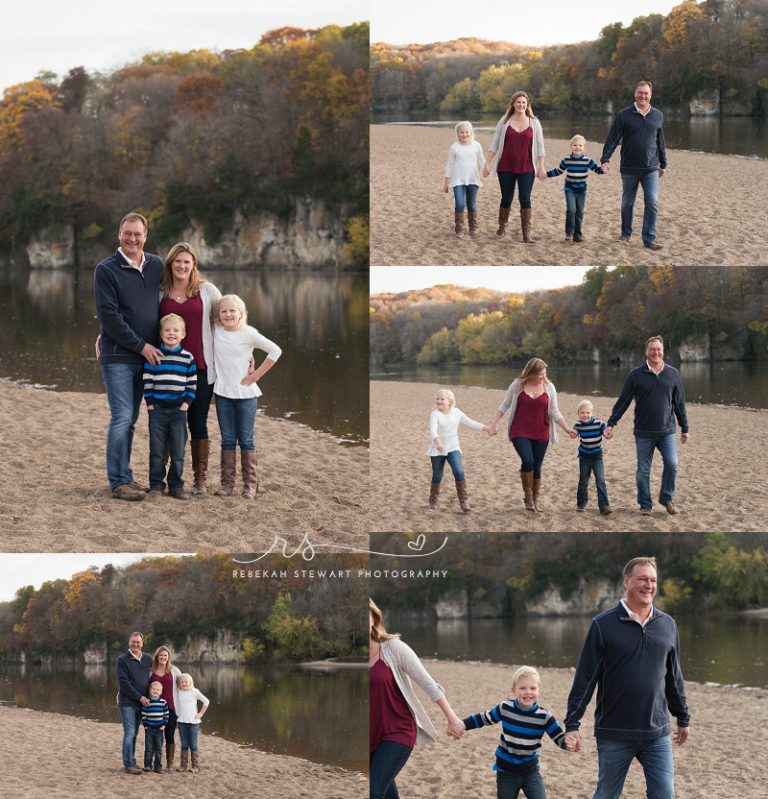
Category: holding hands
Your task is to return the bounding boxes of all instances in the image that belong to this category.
[604,426,614,440]
[447,718,465,740]
[482,424,497,437]
[564,730,581,753]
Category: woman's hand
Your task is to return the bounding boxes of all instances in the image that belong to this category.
[482,166,490,178]
[569,429,578,439]
[447,718,465,739]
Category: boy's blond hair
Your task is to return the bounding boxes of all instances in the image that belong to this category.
[160,313,186,332]
[570,134,586,145]
[577,398,594,413]
[435,388,456,409]
[177,672,195,688]
[454,121,474,140]
[511,665,541,689]
[149,681,163,691]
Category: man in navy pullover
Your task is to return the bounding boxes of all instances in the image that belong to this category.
[94,213,164,500]
[117,631,152,774]
[601,81,666,250]
[565,557,689,799]
[605,335,688,515]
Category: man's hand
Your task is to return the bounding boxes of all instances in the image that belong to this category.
[659,168,665,179]
[141,343,163,366]
[604,426,614,440]
[681,432,689,444]
[140,696,151,707]
[565,731,582,752]
[601,162,611,175]
[674,726,688,745]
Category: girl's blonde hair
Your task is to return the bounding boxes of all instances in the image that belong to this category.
[161,241,205,298]
[177,672,195,688]
[515,358,549,394]
[570,134,586,145]
[369,598,400,642]
[215,294,248,330]
[511,665,541,689]
[436,388,456,409]
[503,91,536,123]
[454,121,474,140]
[151,645,175,674]
[577,399,594,413]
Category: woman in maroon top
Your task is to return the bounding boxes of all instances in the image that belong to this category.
[149,645,181,770]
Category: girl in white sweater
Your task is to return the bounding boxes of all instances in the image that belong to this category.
[427,388,493,512]
[443,121,485,237]
[175,672,209,773]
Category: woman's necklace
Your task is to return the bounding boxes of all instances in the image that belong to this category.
[172,283,187,302]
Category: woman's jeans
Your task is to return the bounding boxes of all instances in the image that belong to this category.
[565,190,587,236]
[165,707,178,745]
[577,455,610,509]
[620,170,659,244]
[594,735,674,799]
[187,368,214,439]
[215,395,257,450]
[148,406,188,491]
[370,740,412,799]
[511,437,549,479]
[497,766,547,799]
[635,434,678,510]
[497,170,536,209]
[178,722,200,751]
[100,361,144,490]
[430,450,465,483]
[453,184,478,213]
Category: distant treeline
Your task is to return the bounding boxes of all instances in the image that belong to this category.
[371,532,768,614]
[0,555,367,661]
[0,23,369,263]
[370,266,768,366]
[372,1,768,115]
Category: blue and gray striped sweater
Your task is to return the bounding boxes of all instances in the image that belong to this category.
[143,343,197,408]
[141,696,169,729]
[574,417,606,458]
[546,154,603,192]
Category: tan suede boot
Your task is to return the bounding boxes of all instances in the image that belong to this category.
[454,212,465,237]
[190,439,210,495]
[496,206,511,236]
[178,749,188,772]
[241,450,259,498]
[190,750,200,773]
[468,211,479,236]
[428,482,440,510]
[532,477,544,512]
[521,471,535,511]
[521,207,535,243]
[215,449,236,496]
[455,479,470,512]
[165,742,175,771]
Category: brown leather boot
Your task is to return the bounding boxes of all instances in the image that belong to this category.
[454,212,465,237]
[428,482,440,510]
[215,449,236,496]
[178,749,188,771]
[468,211,479,236]
[241,449,259,498]
[532,477,544,512]
[455,479,470,512]
[190,750,200,773]
[521,207,535,243]
[166,742,175,771]
[496,206,511,236]
[521,471,535,511]
[190,439,210,495]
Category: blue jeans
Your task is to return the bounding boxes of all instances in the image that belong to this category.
[578,455,610,509]
[511,437,549,479]
[143,727,164,770]
[565,190,586,236]
[101,362,144,490]
[621,171,659,243]
[119,705,143,767]
[497,766,547,799]
[497,171,536,209]
[594,736,674,799]
[453,184,479,213]
[187,368,214,439]
[148,406,188,491]
[370,740,412,799]
[430,450,465,483]
[165,708,178,745]
[635,434,678,509]
[215,395,257,450]
[178,722,200,751]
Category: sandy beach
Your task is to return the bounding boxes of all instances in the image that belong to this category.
[370,125,768,266]
[370,380,768,532]
[0,706,364,799]
[394,660,766,799]
[0,380,368,551]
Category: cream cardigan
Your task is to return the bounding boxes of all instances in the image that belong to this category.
[489,116,546,172]
[498,378,564,443]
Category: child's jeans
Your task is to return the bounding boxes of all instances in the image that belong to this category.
[453,184,478,213]
[565,190,586,236]
[148,406,188,491]
[215,395,257,450]
[577,455,610,509]
[496,765,547,799]
[430,451,465,483]
[178,721,200,751]
[143,727,164,770]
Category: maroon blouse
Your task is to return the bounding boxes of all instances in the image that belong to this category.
[150,670,175,711]
[497,124,534,173]
[369,658,417,752]
[159,292,207,372]
[508,391,550,441]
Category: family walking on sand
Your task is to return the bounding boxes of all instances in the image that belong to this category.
[444,81,665,249]
[370,556,690,799]
[426,336,688,516]
[94,212,282,502]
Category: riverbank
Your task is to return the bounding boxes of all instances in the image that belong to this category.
[370,125,768,266]
[370,380,768,532]
[394,660,766,799]
[0,380,368,551]
[0,706,363,798]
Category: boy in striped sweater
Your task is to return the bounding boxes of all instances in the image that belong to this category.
[459,665,571,798]
[573,399,611,515]
[142,681,170,772]
[546,135,604,242]
[143,313,197,500]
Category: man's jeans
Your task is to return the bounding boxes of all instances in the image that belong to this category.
[119,705,142,768]
[621,170,659,244]
[565,190,586,236]
[215,395,257,451]
[594,735,674,799]
[577,455,610,509]
[453,184,478,213]
[635,434,678,510]
[143,727,164,770]
[101,362,144,490]
[148,406,188,491]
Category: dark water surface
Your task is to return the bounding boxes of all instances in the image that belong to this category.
[0,267,369,444]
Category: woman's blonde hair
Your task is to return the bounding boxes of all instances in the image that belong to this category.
[215,294,248,330]
[503,91,536,123]
[369,598,400,642]
[454,120,474,140]
[151,645,175,674]
[515,357,549,394]
[177,672,195,688]
[435,388,456,409]
[511,665,541,690]
[161,241,205,299]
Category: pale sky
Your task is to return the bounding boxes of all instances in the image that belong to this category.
[372,0,683,45]
[370,266,596,295]
[1,0,365,93]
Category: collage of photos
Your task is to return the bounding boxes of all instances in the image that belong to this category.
[1,0,767,798]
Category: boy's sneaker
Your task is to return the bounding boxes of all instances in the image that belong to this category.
[620,235,630,243]
[564,234,572,241]
[576,505,586,512]
[146,489,164,501]
[639,507,652,516]
[599,506,613,515]
[573,234,584,242]
[169,489,189,500]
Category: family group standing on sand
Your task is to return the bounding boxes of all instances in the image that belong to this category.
[94,212,282,502]
[370,556,690,799]
[443,81,665,249]
[426,336,689,516]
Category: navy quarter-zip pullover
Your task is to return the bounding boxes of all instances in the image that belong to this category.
[601,104,666,175]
